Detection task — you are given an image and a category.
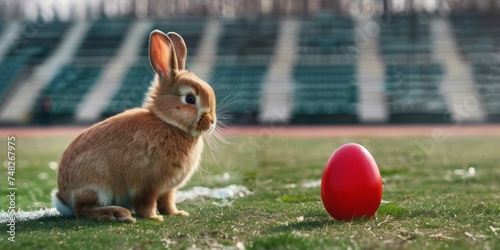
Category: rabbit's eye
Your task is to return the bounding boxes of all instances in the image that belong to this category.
[185,94,196,105]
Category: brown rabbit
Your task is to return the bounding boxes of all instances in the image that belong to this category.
[51,30,217,222]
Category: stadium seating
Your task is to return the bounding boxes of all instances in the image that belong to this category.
[472,64,500,120]
[211,18,278,123]
[101,60,154,117]
[298,14,355,57]
[74,18,132,60]
[32,18,132,123]
[1,12,495,125]
[450,12,499,64]
[291,14,358,124]
[379,15,433,61]
[0,20,70,106]
[451,12,500,121]
[385,63,448,115]
[0,20,3,57]
[211,61,268,123]
[291,63,358,123]
[101,19,205,118]
[0,57,28,103]
[384,63,450,123]
[5,20,70,65]
[34,64,103,122]
[379,15,450,122]
[217,18,278,59]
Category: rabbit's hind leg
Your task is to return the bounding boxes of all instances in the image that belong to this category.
[73,189,135,223]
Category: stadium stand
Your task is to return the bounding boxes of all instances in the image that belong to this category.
[101,60,154,118]
[451,12,500,122]
[355,16,388,123]
[101,19,205,118]
[211,18,278,124]
[472,63,500,121]
[4,20,70,65]
[212,62,268,123]
[450,12,498,64]
[0,21,4,55]
[188,19,221,83]
[0,57,27,104]
[0,20,70,106]
[379,15,432,61]
[76,20,151,122]
[0,21,22,60]
[73,18,132,60]
[384,63,448,120]
[32,18,132,123]
[0,21,90,124]
[291,14,358,124]
[432,18,484,123]
[259,19,299,124]
[0,5,498,126]
[379,14,451,123]
[36,64,102,119]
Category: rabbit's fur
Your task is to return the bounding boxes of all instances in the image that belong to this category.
[51,31,216,222]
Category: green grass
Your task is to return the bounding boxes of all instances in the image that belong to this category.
[0,133,499,249]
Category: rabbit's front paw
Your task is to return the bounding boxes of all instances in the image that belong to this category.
[148,215,164,221]
[171,210,189,216]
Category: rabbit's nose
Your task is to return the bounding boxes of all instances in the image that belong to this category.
[210,119,214,124]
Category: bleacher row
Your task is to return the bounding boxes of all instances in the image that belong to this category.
[291,15,358,124]
[451,13,500,118]
[0,13,499,124]
[0,20,71,108]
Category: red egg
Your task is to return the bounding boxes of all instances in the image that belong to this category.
[321,143,383,221]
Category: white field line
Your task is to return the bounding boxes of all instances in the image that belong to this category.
[0,185,252,223]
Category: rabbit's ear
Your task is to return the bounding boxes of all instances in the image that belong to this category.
[149,30,177,78]
[167,32,187,70]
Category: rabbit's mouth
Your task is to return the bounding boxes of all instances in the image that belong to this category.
[195,114,216,136]
[207,122,216,134]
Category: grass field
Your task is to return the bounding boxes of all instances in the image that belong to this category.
[0,129,499,249]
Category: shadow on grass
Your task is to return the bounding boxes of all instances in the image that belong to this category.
[16,216,136,233]
[267,203,415,235]
[250,233,327,250]
[275,219,333,232]
[268,211,374,234]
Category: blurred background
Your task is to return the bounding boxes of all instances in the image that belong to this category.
[0,0,498,126]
